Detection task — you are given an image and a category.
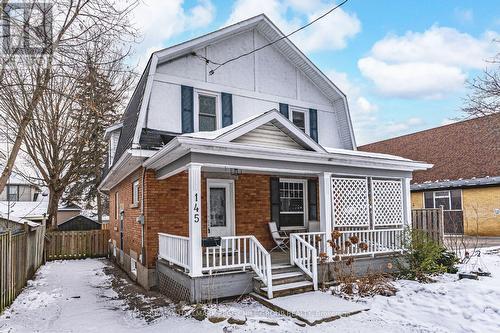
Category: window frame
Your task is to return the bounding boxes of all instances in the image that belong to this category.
[278,178,308,229]
[114,191,119,219]
[130,258,137,276]
[194,89,221,132]
[289,106,309,135]
[132,180,139,206]
[7,185,19,201]
[423,190,463,211]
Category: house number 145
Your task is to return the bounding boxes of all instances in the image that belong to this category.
[193,193,200,223]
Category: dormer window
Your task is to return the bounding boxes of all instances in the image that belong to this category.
[195,90,220,132]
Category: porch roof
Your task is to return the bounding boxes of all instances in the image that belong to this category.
[143,110,431,178]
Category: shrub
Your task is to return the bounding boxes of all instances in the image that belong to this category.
[396,230,459,281]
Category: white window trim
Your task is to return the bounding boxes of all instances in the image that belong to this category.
[289,106,309,135]
[132,180,139,205]
[279,178,308,228]
[206,179,235,237]
[430,190,463,211]
[130,258,137,276]
[114,191,119,219]
[194,89,221,132]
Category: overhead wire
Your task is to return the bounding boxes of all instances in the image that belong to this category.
[193,0,350,75]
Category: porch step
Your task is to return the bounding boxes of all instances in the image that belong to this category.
[254,271,306,285]
[270,264,296,274]
[261,281,314,298]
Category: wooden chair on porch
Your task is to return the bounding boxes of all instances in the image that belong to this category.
[268,222,289,252]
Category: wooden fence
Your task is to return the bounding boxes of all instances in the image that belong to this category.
[412,207,444,244]
[45,229,110,260]
[0,225,46,313]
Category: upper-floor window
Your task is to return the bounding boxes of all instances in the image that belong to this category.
[132,180,139,206]
[195,90,219,132]
[7,185,19,201]
[289,107,309,134]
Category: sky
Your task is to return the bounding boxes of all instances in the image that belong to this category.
[129,0,500,145]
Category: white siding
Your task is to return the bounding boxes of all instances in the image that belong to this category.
[254,32,297,99]
[232,122,305,150]
[147,81,181,133]
[206,30,255,90]
[232,95,278,122]
[146,28,349,149]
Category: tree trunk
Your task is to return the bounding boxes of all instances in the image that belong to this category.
[48,187,63,230]
[0,72,48,193]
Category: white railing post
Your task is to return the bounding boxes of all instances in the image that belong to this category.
[319,172,333,259]
[265,253,273,299]
[289,234,296,266]
[403,177,412,229]
[188,163,203,277]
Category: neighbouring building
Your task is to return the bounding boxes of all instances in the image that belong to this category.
[0,171,85,228]
[99,15,430,302]
[359,113,500,236]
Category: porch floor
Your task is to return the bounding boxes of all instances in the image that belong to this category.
[270,250,290,266]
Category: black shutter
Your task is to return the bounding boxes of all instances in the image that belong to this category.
[279,103,289,118]
[308,179,318,221]
[221,92,233,127]
[309,108,318,142]
[181,85,194,133]
[270,177,281,226]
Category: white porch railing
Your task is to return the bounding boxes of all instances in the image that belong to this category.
[290,234,318,291]
[202,235,273,299]
[158,233,190,271]
[291,232,327,255]
[336,228,404,257]
[293,228,405,258]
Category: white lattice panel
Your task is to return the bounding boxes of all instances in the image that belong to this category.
[372,179,403,226]
[332,177,370,226]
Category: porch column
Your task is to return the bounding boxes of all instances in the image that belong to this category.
[402,177,412,229]
[188,163,203,277]
[319,172,333,258]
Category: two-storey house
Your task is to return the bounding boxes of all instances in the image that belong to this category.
[99,15,430,302]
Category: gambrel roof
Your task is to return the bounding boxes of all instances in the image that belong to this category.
[110,14,356,173]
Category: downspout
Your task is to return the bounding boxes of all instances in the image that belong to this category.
[140,167,146,266]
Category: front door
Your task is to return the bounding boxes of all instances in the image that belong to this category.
[207,179,235,238]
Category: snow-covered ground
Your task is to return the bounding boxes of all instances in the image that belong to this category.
[1,249,499,333]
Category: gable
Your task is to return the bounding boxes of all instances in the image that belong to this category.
[232,122,306,150]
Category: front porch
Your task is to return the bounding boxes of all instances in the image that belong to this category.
[145,111,427,300]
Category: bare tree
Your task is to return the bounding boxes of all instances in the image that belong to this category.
[463,41,500,117]
[0,0,137,197]
[0,0,138,228]
[63,50,134,223]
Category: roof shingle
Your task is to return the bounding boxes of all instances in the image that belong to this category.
[358,114,500,183]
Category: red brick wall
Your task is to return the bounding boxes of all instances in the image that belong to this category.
[144,171,189,268]
[234,174,273,248]
[109,168,143,260]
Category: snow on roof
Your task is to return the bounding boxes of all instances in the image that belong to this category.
[0,199,48,221]
[324,147,413,162]
[411,175,500,190]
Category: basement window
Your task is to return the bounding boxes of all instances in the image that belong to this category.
[131,258,137,276]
